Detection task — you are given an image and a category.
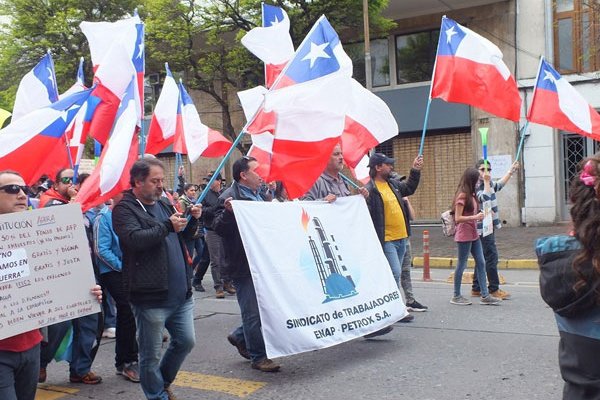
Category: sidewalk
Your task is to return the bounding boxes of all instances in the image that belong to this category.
[409,224,570,269]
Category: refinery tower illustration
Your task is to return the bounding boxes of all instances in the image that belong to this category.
[307,217,358,303]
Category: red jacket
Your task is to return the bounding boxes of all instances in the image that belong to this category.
[0,330,42,352]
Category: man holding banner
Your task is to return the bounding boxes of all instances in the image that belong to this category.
[0,170,102,400]
[213,156,281,373]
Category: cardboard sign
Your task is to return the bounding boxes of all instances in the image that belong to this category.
[482,200,493,237]
[0,203,100,340]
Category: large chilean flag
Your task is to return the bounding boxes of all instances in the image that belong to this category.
[527,59,600,139]
[0,88,92,185]
[431,16,521,122]
[12,52,59,122]
[145,64,179,155]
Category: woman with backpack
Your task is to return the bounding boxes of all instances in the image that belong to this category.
[450,167,501,306]
[536,156,600,399]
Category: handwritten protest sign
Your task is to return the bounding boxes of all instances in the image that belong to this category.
[0,203,100,340]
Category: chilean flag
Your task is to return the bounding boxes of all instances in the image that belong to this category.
[12,52,59,122]
[76,79,140,212]
[238,85,273,179]
[61,58,89,173]
[85,43,137,145]
[174,82,231,163]
[145,64,179,155]
[527,59,600,139]
[241,4,294,88]
[0,88,92,185]
[431,16,521,122]
[81,15,143,144]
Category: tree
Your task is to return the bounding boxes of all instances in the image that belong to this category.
[0,0,138,110]
[143,0,395,152]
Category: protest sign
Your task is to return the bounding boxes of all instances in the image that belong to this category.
[232,195,407,358]
[0,203,100,340]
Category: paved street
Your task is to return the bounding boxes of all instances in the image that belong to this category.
[36,269,564,400]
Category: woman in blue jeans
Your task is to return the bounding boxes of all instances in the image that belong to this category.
[450,167,501,306]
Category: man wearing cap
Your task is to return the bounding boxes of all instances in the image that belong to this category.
[366,153,427,316]
[201,172,236,298]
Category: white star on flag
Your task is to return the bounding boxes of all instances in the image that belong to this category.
[445,26,457,44]
[543,70,556,84]
[269,15,280,26]
[302,42,331,68]
[137,42,144,59]
[59,104,81,122]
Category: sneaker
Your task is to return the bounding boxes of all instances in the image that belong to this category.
[165,386,178,400]
[480,295,502,305]
[406,300,428,312]
[69,371,102,384]
[121,362,140,383]
[490,289,511,300]
[193,283,205,292]
[227,334,251,360]
[38,367,47,383]
[471,290,481,297]
[224,282,236,295]
[251,358,281,372]
[216,289,225,299]
[398,314,415,323]
[102,327,116,338]
[364,325,394,338]
[450,295,472,305]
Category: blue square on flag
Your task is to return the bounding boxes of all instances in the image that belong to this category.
[436,17,467,56]
[263,4,285,27]
[284,17,341,84]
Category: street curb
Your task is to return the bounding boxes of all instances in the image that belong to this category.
[412,257,538,270]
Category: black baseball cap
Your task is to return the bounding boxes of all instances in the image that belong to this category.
[368,153,395,168]
[205,172,223,181]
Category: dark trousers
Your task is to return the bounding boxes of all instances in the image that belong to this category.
[0,344,40,400]
[192,237,210,285]
[100,271,138,368]
[472,232,500,292]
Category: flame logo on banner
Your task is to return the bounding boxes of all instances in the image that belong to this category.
[301,208,310,232]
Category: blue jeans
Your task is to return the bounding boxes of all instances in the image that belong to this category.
[0,343,40,400]
[383,238,408,288]
[472,233,500,292]
[455,239,489,297]
[131,297,195,400]
[231,276,266,364]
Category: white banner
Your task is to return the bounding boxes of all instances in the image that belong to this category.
[232,195,407,358]
[0,204,100,340]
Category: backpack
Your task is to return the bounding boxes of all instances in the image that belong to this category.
[441,209,456,237]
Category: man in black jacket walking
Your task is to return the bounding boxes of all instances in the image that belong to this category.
[112,158,202,400]
[213,156,280,373]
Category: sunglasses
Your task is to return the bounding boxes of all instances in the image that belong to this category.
[479,168,491,172]
[0,184,29,195]
[59,177,74,184]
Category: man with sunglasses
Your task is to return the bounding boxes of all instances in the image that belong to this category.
[471,159,520,301]
[39,169,77,208]
[0,170,102,400]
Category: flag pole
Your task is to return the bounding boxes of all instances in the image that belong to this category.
[418,17,444,157]
[340,172,360,189]
[515,121,529,161]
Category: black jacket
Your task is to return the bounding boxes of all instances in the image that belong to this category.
[536,235,600,399]
[213,182,268,279]
[112,190,198,305]
[365,168,420,245]
[201,188,221,231]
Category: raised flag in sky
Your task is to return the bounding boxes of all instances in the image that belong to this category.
[527,59,600,139]
[173,82,231,163]
[0,88,92,185]
[12,52,59,122]
[271,15,352,89]
[431,16,521,122]
[145,64,179,155]
[85,43,137,145]
[241,4,294,88]
[76,79,140,212]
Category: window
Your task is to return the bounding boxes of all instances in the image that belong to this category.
[345,38,390,87]
[554,0,600,73]
[395,30,439,84]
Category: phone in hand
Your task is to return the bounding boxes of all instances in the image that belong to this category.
[183,205,192,218]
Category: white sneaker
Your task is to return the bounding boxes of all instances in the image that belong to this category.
[102,327,116,338]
